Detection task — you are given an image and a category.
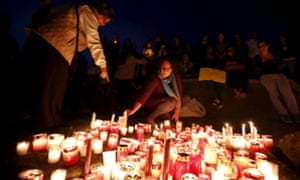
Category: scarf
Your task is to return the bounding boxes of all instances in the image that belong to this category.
[159,73,181,100]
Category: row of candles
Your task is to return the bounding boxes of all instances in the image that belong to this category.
[16,112,278,180]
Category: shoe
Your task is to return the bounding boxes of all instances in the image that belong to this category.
[211,99,224,109]
[279,114,293,124]
[292,114,300,123]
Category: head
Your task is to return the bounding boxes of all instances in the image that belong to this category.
[258,40,270,54]
[91,0,115,26]
[158,57,175,79]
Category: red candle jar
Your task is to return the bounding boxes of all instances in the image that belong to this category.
[260,134,274,152]
[32,133,48,152]
[61,138,79,166]
[90,128,99,139]
[249,140,264,157]
[110,122,119,134]
[99,121,110,142]
[233,150,250,178]
[175,153,190,180]
[107,133,119,150]
[136,123,145,142]
[117,144,128,162]
[189,148,201,176]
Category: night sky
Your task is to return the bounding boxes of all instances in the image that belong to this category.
[1,0,298,51]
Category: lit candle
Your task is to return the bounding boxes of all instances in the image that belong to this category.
[48,133,65,149]
[16,141,30,155]
[48,148,61,164]
[50,169,66,180]
[242,123,246,137]
[61,137,79,166]
[92,139,103,154]
[164,120,171,129]
[32,133,48,152]
[128,126,134,134]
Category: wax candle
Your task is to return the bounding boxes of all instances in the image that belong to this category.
[32,133,48,152]
[175,153,190,180]
[48,133,65,149]
[61,137,79,166]
[102,150,116,170]
[151,161,161,179]
[117,144,129,162]
[136,123,145,142]
[48,148,61,164]
[50,169,66,180]
[92,139,103,154]
[164,120,171,129]
[19,169,44,180]
[16,141,30,155]
[128,126,134,134]
[107,133,119,150]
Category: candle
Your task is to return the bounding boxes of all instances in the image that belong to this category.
[19,169,44,180]
[164,120,171,129]
[107,133,119,150]
[16,141,30,155]
[102,150,116,168]
[32,133,48,152]
[48,133,65,149]
[176,121,183,134]
[151,161,161,179]
[128,126,134,134]
[48,148,61,164]
[92,139,103,154]
[50,169,66,180]
[61,137,79,166]
[242,123,246,137]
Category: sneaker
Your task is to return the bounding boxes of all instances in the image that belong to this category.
[217,103,224,109]
[292,114,300,123]
[211,99,224,109]
[279,114,293,124]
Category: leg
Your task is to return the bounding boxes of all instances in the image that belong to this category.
[147,97,177,122]
[260,74,288,115]
[276,74,299,115]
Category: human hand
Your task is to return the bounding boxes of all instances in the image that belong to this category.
[124,109,134,116]
[172,111,180,122]
[100,71,110,82]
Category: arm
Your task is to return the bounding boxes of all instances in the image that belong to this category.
[80,8,109,81]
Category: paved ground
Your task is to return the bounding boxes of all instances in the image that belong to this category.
[4,78,300,179]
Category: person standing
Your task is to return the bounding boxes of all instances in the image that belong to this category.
[18,0,115,131]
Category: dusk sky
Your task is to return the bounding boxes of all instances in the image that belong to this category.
[1,0,298,51]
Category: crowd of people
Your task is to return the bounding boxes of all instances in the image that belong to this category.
[2,0,300,132]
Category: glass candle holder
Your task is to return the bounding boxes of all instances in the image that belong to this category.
[47,133,65,150]
[48,148,61,164]
[32,133,48,152]
[136,123,145,142]
[19,169,44,180]
[241,168,265,180]
[50,169,66,180]
[16,141,30,155]
[61,137,79,166]
[175,153,190,180]
[117,144,129,162]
